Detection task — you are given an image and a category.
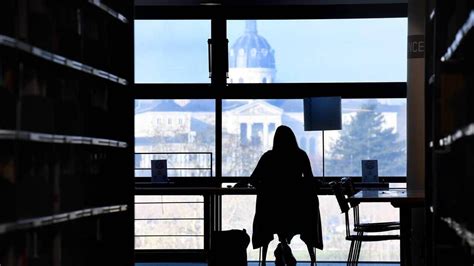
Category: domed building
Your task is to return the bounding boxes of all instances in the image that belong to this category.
[228,20,276,83]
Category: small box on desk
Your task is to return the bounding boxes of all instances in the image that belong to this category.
[151,159,168,183]
[361,160,379,183]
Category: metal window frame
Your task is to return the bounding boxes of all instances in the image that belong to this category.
[133,3,408,262]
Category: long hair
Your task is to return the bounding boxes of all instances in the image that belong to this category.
[272,125,299,152]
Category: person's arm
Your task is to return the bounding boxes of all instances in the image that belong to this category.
[248,152,269,189]
[301,150,322,191]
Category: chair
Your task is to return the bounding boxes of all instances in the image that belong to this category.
[340,177,400,233]
[330,180,400,266]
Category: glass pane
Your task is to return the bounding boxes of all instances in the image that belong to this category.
[222,99,406,177]
[135,220,204,236]
[135,20,211,83]
[135,203,203,219]
[222,195,399,262]
[135,236,204,250]
[135,99,215,177]
[228,19,407,83]
[135,195,202,203]
[325,99,407,177]
[135,196,204,250]
[222,99,322,176]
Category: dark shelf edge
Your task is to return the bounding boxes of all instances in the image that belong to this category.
[440,216,474,249]
[0,205,128,235]
[429,8,435,22]
[0,34,128,86]
[428,74,435,86]
[437,123,474,147]
[0,129,128,148]
[440,10,474,62]
[88,0,129,23]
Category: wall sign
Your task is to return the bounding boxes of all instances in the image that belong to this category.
[408,35,425,58]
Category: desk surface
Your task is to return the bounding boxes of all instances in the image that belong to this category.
[349,188,425,208]
[135,186,256,195]
[135,181,390,196]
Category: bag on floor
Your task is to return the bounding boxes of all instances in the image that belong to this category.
[209,229,250,266]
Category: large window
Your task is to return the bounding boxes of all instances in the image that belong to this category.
[222,195,399,262]
[135,20,211,83]
[222,99,406,177]
[325,99,407,177]
[227,19,407,83]
[135,195,204,249]
[134,11,407,263]
[220,98,404,262]
[135,99,215,177]
[134,100,213,250]
[222,99,322,176]
[134,18,407,84]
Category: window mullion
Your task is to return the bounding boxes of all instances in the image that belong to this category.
[208,18,226,249]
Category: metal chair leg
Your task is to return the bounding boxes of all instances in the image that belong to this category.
[352,241,359,266]
[348,239,355,266]
[354,232,363,265]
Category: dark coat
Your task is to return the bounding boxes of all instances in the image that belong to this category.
[250,149,324,250]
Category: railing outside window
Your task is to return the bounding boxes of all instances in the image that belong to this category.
[135,152,213,178]
[134,152,212,250]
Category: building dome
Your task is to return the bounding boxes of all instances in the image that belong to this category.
[229,21,275,69]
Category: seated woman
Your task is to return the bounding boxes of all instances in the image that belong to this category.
[250,125,323,266]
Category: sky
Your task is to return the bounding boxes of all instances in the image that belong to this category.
[135,18,407,83]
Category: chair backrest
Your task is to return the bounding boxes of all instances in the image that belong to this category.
[341,177,361,225]
[341,177,359,208]
[330,180,353,238]
[329,181,350,214]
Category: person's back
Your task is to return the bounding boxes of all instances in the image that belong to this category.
[260,148,308,179]
[255,149,310,203]
[251,125,323,266]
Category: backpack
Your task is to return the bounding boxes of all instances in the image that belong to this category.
[209,229,250,266]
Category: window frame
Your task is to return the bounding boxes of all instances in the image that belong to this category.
[133,3,408,261]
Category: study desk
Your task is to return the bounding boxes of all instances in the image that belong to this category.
[135,186,256,195]
[134,181,388,195]
[348,188,425,266]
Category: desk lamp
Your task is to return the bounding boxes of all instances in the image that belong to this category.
[303,97,342,179]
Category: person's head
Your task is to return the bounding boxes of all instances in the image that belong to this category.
[272,125,299,152]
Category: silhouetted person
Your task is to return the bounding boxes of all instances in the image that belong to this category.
[250,125,323,266]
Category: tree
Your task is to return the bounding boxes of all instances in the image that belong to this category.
[326,103,406,176]
[222,132,264,176]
